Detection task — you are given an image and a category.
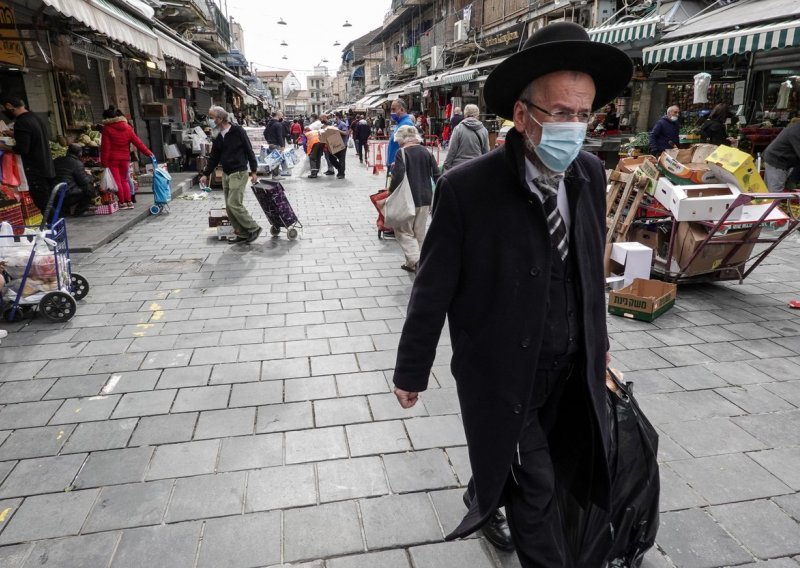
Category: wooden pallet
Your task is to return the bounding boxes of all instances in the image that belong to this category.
[606,169,651,245]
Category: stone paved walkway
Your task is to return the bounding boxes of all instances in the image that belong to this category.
[0,146,799,567]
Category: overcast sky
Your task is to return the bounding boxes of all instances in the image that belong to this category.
[222,0,392,89]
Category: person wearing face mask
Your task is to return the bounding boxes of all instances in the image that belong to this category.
[386,98,415,169]
[391,22,632,566]
[649,105,681,156]
[0,97,55,216]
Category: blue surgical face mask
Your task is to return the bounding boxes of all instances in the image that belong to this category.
[390,113,400,122]
[525,112,587,173]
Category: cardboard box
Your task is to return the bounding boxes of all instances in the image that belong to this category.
[208,208,229,228]
[608,278,677,322]
[674,221,761,276]
[610,242,654,286]
[633,160,660,196]
[617,155,657,174]
[705,145,768,194]
[657,153,718,186]
[655,177,743,222]
[627,223,670,259]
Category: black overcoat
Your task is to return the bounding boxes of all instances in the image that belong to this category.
[393,128,611,539]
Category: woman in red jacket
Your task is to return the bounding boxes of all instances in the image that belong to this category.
[100,106,153,209]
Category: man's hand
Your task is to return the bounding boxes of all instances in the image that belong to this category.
[250,172,258,184]
[394,387,419,408]
[199,175,208,188]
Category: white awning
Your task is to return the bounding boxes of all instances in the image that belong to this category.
[368,96,390,108]
[424,69,477,87]
[588,14,662,45]
[155,30,201,70]
[42,0,161,62]
[644,18,800,64]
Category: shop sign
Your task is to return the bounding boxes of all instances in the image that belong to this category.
[480,23,525,53]
[0,1,24,67]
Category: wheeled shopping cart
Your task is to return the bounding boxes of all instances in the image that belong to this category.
[149,157,172,215]
[251,179,302,240]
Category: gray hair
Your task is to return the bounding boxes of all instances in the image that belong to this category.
[208,105,228,121]
[392,98,407,111]
[394,125,422,145]
[464,104,480,118]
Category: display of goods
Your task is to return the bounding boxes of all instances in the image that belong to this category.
[0,203,23,233]
[24,214,43,227]
[19,192,40,218]
[100,192,116,204]
[95,202,119,215]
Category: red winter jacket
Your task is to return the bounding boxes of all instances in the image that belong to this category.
[100,116,153,166]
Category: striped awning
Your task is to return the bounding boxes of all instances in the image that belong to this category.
[588,14,662,45]
[423,69,478,88]
[643,18,800,65]
[155,30,202,70]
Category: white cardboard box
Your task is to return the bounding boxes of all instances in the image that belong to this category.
[654,177,743,222]
[610,242,654,287]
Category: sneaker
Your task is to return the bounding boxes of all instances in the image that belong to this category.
[228,235,248,243]
[336,173,345,179]
[245,226,263,243]
[307,173,318,179]
[127,203,134,210]
[324,170,335,176]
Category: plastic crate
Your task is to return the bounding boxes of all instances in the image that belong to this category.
[95,202,119,215]
[0,203,23,233]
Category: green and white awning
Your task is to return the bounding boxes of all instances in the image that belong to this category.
[588,15,662,45]
[643,18,800,65]
[423,69,478,88]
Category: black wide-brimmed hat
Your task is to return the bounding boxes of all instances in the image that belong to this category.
[484,22,633,119]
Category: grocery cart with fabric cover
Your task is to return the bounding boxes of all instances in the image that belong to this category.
[251,179,302,239]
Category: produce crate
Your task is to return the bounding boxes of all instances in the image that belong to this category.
[0,203,23,234]
[95,202,119,215]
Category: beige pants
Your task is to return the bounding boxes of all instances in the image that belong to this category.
[394,206,430,269]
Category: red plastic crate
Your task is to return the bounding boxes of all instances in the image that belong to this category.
[0,203,24,234]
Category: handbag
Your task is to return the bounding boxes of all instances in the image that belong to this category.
[383,149,416,228]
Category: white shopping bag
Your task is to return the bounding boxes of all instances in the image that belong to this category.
[100,168,118,193]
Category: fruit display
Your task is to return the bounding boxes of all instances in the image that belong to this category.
[76,126,101,148]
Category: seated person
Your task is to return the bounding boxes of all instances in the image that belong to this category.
[53,143,95,216]
[603,103,620,132]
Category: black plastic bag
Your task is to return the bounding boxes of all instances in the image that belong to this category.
[559,369,660,567]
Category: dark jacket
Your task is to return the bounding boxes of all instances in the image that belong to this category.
[101,116,152,165]
[355,120,371,143]
[265,119,286,147]
[450,113,464,130]
[202,123,258,176]
[649,116,680,155]
[393,128,611,539]
[54,154,93,197]
[11,111,55,178]
[388,145,440,207]
[700,118,727,145]
[763,122,800,170]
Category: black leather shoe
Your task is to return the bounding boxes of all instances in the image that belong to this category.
[324,170,335,175]
[462,491,515,552]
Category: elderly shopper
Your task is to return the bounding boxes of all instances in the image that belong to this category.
[392,22,632,566]
[442,104,490,171]
[53,143,95,217]
[649,105,681,156]
[388,125,441,273]
[199,106,262,243]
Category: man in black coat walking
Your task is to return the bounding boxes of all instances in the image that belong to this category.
[392,22,633,567]
[265,111,287,180]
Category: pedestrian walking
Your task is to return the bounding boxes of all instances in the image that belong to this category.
[387,125,440,273]
[199,106,262,243]
[265,111,287,180]
[442,104,490,171]
[290,119,303,147]
[354,115,371,164]
[387,99,415,169]
[391,21,633,567]
[100,106,154,210]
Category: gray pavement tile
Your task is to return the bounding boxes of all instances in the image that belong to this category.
[129,412,197,446]
[310,353,360,376]
[165,471,245,522]
[421,388,462,416]
[773,336,800,355]
[734,410,800,447]
[656,508,752,568]
[284,376,337,402]
[257,401,313,433]
[735,339,798,359]
[650,346,714,367]
[651,365,730,391]
[405,415,467,450]
[636,390,743,425]
[686,325,748,343]
[409,539,496,568]
[111,389,176,418]
[716,384,796,414]
[283,500,363,562]
[0,461,15,486]
[314,396,372,427]
[618,370,683,395]
[608,349,673,371]
[127,334,179,353]
[0,453,86,498]
[763,380,800,406]
[0,543,29,567]
[693,341,755,362]
[286,339,331,358]
[0,379,56,403]
[356,349,399,372]
[145,439,220,480]
[22,532,119,568]
[285,426,348,464]
[735,560,800,568]
[384,449,458,493]
[245,464,317,512]
[329,336,375,354]
[139,349,193,370]
[260,325,304,342]
[83,480,172,532]
[0,361,47,382]
[318,456,389,502]
[99,370,160,394]
[713,307,767,323]
[78,339,134,357]
[74,446,154,489]
[336,371,391,397]
[35,357,97,380]
[0,424,74,460]
[43,375,108,400]
[706,361,777,386]
[157,365,211,389]
[327,549,411,568]
[237,342,285,362]
[446,446,473,485]
[360,493,442,549]
[658,417,767,457]
[196,511,281,568]
[643,328,701,347]
[0,496,22,534]
[209,361,262,385]
[0,489,100,545]
[172,385,230,413]
[747,357,800,381]
[346,320,390,336]
[229,381,283,408]
[710,499,800,559]
[261,357,310,380]
[429,489,475,540]
[218,328,265,346]
[775,493,800,522]
[190,346,240,366]
[0,400,62,430]
[722,322,781,340]
[110,521,201,568]
[218,434,283,472]
[676,310,731,326]
[91,353,147,375]
[749,448,800,490]
[303,323,349,341]
[173,333,222,350]
[658,464,709,511]
[371,333,403,351]
[669,453,792,505]
[194,407,256,439]
[368,392,428,420]
[49,395,121,424]
[346,420,412,457]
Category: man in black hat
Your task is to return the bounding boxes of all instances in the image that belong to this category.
[391,22,632,567]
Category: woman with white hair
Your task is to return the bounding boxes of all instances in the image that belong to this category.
[388,125,441,272]
[442,103,490,171]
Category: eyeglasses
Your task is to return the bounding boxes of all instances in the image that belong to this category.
[521,99,592,123]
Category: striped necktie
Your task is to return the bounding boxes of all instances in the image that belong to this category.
[533,175,568,261]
